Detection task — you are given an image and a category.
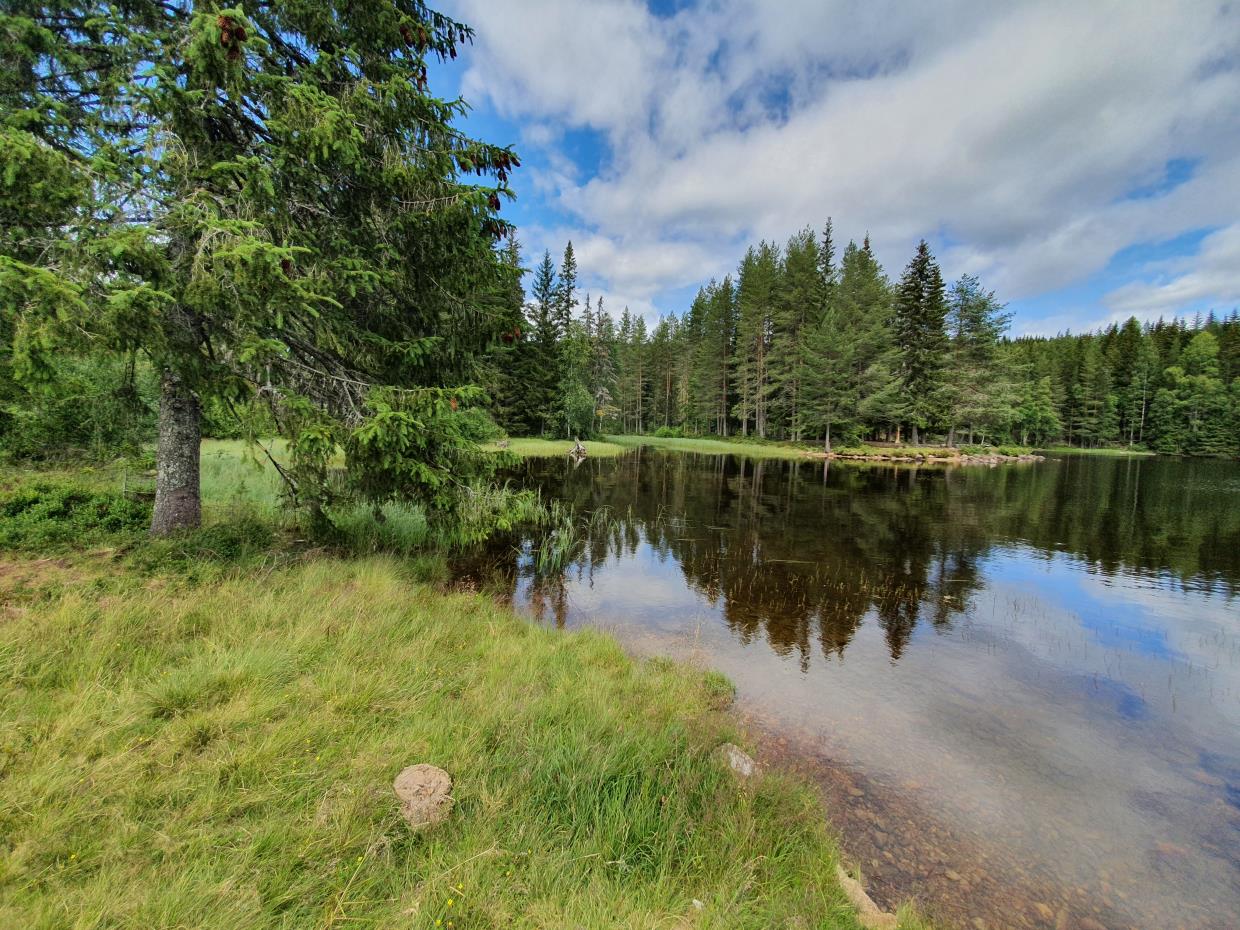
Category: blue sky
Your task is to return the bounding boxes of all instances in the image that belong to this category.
[438,1,1240,336]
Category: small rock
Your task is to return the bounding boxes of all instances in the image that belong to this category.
[1078,920,1107,930]
[691,899,704,911]
[717,742,757,778]
[945,869,962,882]
[394,763,453,831]
[972,919,987,930]
[848,786,865,798]
[1034,902,1055,921]
[835,865,898,930]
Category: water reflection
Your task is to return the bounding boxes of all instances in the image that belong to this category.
[457,450,1240,930]
[485,452,1237,659]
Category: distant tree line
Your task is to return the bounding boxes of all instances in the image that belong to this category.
[491,225,1240,455]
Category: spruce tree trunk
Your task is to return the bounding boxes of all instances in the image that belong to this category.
[911,424,920,445]
[150,368,201,536]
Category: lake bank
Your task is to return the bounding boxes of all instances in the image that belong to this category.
[501,433,1045,464]
[0,550,927,929]
[0,458,930,930]
[462,449,1240,930]
[481,437,628,457]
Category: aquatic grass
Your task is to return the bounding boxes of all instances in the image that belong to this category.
[0,557,887,929]
[532,503,620,576]
[1039,444,1156,457]
[607,434,815,459]
[482,438,627,458]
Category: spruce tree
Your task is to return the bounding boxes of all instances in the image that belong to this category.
[556,242,578,338]
[732,243,778,437]
[3,0,518,532]
[945,274,1013,444]
[527,251,560,435]
[771,228,822,442]
[891,240,949,444]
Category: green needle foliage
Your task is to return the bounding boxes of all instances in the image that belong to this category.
[1,0,521,532]
[487,221,1238,455]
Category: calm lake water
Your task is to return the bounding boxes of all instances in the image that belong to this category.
[459,450,1240,930]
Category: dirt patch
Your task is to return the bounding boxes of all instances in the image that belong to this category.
[393,763,453,831]
[0,555,107,615]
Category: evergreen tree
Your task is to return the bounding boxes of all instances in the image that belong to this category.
[3,0,519,532]
[771,228,822,442]
[732,243,778,437]
[1016,377,1062,445]
[488,236,533,435]
[556,242,578,338]
[483,226,1237,457]
[945,274,1014,444]
[688,277,736,435]
[891,240,949,444]
[527,252,560,435]
[589,297,619,430]
[802,300,857,451]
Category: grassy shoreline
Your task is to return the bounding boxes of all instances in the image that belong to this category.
[603,434,1037,462]
[0,447,925,929]
[1,556,915,929]
[1039,444,1156,457]
[481,437,626,458]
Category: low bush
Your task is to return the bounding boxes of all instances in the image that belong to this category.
[0,482,151,551]
[453,406,505,443]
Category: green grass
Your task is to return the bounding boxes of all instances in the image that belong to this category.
[0,441,548,580]
[199,438,290,516]
[832,444,960,458]
[1040,444,1156,457]
[607,434,1037,462]
[0,557,919,930]
[605,434,815,459]
[483,437,627,458]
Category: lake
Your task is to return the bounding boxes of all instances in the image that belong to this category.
[457,449,1240,930]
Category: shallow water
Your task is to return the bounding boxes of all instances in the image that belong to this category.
[459,450,1240,930]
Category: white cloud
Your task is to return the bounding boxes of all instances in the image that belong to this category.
[449,0,1240,322]
[1103,223,1240,321]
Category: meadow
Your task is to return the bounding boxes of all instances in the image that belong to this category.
[0,442,924,929]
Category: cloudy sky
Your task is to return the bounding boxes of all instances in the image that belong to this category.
[438,0,1240,335]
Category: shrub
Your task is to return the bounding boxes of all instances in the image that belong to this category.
[452,406,504,443]
[0,482,151,551]
[653,425,684,438]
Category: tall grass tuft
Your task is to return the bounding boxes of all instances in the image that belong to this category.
[0,558,891,929]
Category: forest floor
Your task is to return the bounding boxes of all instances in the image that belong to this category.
[0,446,930,930]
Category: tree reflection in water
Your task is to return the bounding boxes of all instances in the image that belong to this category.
[460,449,1240,665]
